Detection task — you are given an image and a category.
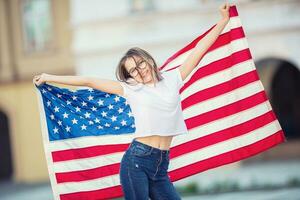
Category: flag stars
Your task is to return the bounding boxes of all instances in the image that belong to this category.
[97,125,103,129]
[101,111,107,117]
[128,111,133,117]
[88,95,94,101]
[72,95,78,100]
[58,120,63,126]
[121,120,127,126]
[47,101,51,107]
[66,100,71,105]
[54,106,60,112]
[114,96,120,102]
[97,100,104,106]
[65,126,71,132]
[88,88,94,92]
[108,104,114,110]
[72,118,78,124]
[114,127,120,130]
[118,108,124,113]
[81,101,87,107]
[75,106,81,112]
[50,114,55,120]
[84,112,91,118]
[94,118,100,123]
[47,87,52,91]
[91,106,97,111]
[63,112,69,119]
[105,94,110,98]
[81,124,87,130]
[88,120,94,125]
[111,115,117,122]
[104,123,110,127]
[42,89,47,94]
[57,93,62,98]
[53,127,59,134]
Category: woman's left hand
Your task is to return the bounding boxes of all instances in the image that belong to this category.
[219,2,230,21]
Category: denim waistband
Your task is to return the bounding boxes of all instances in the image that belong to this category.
[130,138,170,154]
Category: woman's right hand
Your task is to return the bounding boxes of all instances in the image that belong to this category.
[33,73,49,86]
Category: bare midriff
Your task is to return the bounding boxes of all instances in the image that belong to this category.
[135,135,173,150]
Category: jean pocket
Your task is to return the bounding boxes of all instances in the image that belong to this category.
[131,145,152,157]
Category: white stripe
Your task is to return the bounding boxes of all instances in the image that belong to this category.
[53,152,123,173]
[183,80,264,119]
[48,132,134,152]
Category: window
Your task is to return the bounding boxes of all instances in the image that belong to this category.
[20,0,54,53]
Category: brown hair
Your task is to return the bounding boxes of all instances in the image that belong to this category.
[115,47,164,86]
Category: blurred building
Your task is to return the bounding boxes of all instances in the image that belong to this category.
[0,0,299,185]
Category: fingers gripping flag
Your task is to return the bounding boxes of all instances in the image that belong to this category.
[34,5,286,200]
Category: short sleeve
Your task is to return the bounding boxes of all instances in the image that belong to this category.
[174,67,184,88]
[119,79,142,98]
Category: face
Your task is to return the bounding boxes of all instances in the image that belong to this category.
[124,56,155,84]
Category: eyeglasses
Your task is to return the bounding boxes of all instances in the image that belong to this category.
[128,60,148,77]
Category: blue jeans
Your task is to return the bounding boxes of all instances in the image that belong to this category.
[119,138,181,200]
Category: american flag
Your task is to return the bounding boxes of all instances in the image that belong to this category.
[34,5,286,200]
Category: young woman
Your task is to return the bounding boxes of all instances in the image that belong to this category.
[33,3,230,199]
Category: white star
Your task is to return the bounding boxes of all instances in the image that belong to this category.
[54,106,60,112]
[111,115,117,122]
[47,101,51,107]
[101,111,107,117]
[58,120,62,126]
[114,127,120,130]
[118,108,124,113]
[81,101,87,106]
[57,94,62,98]
[105,94,110,98]
[65,126,71,132]
[131,124,135,128]
[88,120,94,125]
[94,118,100,123]
[121,120,127,126]
[88,88,94,92]
[128,111,133,117]
[88,95,94,101]
[47,87,52,91]
[50,114,55,120]
[84,112,91,118]
[108,104,114,110]
[53,127,59,134]
[104,123,110,127]
[91,106,97,111]
[125,100,129,105]
[97,125,103,129]
[71,118,78,124]
[97,99,104,106]
[72,95,77,100]
[42,89,47,94]
[66,100,71,105]
[114,96,120,102]
[63,112,69,118]
[75,106,81,112]
[81,124,87,130]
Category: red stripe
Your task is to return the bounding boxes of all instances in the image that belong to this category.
[52,143,129,162]
[169,130,286,181]
[60,185,123,200]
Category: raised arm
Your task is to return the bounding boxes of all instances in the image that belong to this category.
[33,73,124,96]
[178,2,230,81]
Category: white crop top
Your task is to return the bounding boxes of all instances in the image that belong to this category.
[119,67,188,137]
